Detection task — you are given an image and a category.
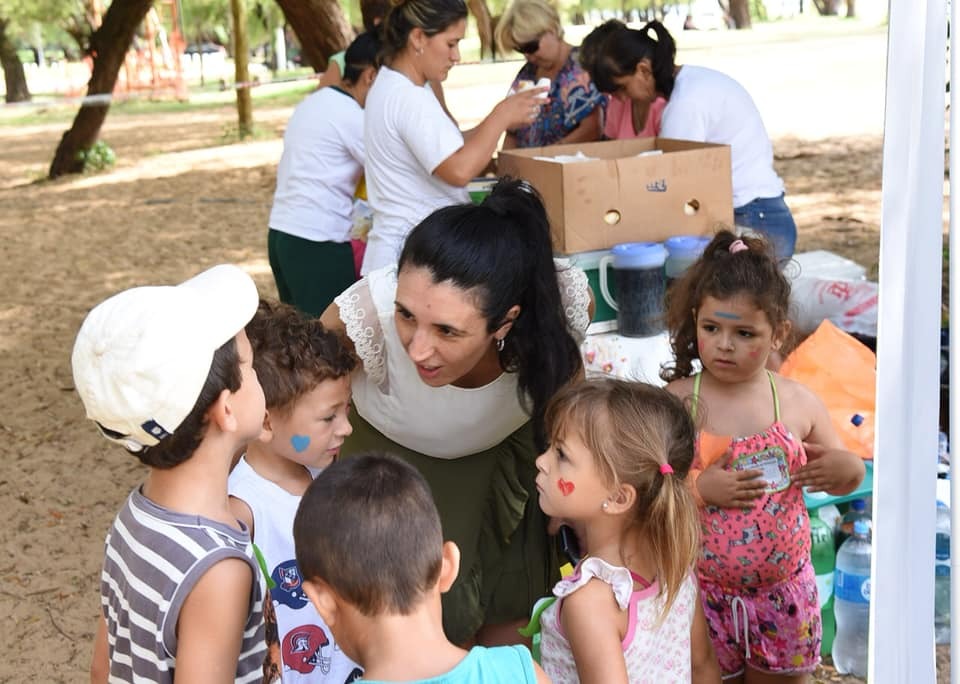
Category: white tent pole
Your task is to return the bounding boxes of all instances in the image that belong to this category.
[871,0,947,681]
[950,0,960,678]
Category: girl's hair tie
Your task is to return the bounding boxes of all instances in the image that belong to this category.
[729,239,748,254]
[659,463,674,475]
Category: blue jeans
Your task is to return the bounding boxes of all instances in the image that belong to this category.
[734,194,797,260]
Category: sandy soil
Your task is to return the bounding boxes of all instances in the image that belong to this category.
[0,24,944,682]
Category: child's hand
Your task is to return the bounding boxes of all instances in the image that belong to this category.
[794,442,866,496]
[697,460,766,508]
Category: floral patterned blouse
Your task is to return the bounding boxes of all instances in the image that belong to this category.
[509,47,605,148]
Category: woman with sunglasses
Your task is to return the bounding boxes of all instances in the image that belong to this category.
[582,19,797,259]
[361,0,547,275]
[496,0,605,149]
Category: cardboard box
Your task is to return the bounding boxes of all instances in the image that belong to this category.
[497,137,733,254]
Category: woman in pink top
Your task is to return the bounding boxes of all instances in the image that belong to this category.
[603,93,666,139]
[580,19,664,140]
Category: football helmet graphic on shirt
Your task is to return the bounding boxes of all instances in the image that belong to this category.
[283,624,332,675]
[270,559,309,609]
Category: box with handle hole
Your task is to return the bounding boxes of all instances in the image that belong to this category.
[497,137,733,254]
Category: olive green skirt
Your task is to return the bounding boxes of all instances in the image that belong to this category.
[342,412,561,644]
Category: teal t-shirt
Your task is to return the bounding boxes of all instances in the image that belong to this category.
[359,645,536,684]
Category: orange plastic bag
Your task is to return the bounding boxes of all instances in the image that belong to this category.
[779,320,875,459]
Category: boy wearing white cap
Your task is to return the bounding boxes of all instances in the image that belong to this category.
[73,265,268,684]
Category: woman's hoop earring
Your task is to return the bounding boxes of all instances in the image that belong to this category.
[496,337,505,352]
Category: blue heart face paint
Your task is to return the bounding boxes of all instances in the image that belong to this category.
[713,311,741,320]
[290,435,311,453]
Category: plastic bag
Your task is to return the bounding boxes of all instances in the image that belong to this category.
[790,250,868,281]
[789,276,878,337]
[779,320,875,460]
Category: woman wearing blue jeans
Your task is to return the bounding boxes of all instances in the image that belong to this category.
[734,194,797,260]
[581,20,797,259]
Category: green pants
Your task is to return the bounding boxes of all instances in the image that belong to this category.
[342,412,561,644]
[267,229,356,317]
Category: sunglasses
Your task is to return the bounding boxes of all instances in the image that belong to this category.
[515,36,542,55]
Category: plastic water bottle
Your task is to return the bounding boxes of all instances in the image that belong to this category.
[836,499,871,549]
[936,501,951,644]
[832,519,871,676]
[810,515,837,656]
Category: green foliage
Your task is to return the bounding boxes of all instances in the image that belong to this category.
[180,0,283,52]
[74,140,116,172]
[3,0,89,45]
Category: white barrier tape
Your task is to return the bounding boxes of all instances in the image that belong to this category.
[3,57,522,110]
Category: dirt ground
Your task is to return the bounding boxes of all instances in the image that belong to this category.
[0,24,945,683]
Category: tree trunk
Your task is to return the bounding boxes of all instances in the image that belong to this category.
[812,0,839,15]
[274,0,352,72]
[231,0,253,138]
[845,0,856,18]
[49,0,154,178]
[466,0,494,60]
[0,17,30,103]
[728,0,752,28]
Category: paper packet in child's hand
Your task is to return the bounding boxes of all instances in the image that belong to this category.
[351,199,373,241]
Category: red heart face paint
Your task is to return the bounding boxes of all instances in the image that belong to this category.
[557,478,575,496]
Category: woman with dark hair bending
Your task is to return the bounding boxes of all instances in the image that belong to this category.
[361,0,549,275]
[581,19,797,259]
[321,178,591,646]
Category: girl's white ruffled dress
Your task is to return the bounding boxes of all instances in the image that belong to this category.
[539,557,699,683]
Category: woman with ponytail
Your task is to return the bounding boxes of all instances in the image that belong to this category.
[580,19,797,259]
[361,0,550,275]
[320,178,591,646]
[535,378,720,683]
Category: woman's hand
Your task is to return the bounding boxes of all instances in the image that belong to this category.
[435,87,550,186]
[495,87,550,132]
[793,442,866,496]
[696,460,766,508]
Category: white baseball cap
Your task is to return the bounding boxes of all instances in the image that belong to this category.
[72,264,259,452]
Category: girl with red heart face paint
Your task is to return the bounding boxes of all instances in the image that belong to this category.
[534,378,720,684]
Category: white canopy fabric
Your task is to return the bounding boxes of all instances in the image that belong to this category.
[871,0,947,680]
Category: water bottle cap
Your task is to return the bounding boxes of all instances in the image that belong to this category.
[664,235,710,259]
[851,413,864,427]
[851,499,866,511]
[853,519,870,535]
[609,242,668,269]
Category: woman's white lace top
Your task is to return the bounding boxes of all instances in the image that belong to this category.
[333,261,590,458]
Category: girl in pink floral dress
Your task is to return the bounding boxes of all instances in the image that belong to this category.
[664,230,865,683]
[535,379,720,683]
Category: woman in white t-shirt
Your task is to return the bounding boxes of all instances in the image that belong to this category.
[581,20,797,259]
[268,32,380,317]
[321,179,591,647]
[361,0,549,275]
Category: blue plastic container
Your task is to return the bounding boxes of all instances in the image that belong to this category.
[599,242,668,337]
[664,235,711,283]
